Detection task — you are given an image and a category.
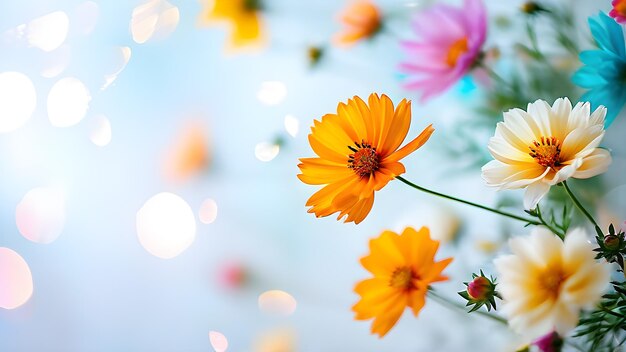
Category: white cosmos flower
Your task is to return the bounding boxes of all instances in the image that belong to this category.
[482,98,612,209]
[494,227,610,340]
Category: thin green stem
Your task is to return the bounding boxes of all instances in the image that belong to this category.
[562,181,600,229]
[396,176,540,225]
[428,289,507,325]
[535,204,565,240]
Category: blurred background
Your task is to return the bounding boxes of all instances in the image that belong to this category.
[0,0,624,351]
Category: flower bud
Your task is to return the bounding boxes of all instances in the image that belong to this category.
[468,276,491,300]
[534,331,563,352]
[604,234,621,251]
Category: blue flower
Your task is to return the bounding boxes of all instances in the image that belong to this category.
[572,12,626,127]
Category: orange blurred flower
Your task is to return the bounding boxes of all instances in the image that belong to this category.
[333,0,382,46]
[163,122,211,182]
[199,0,266,51]
[353,227,453,337]
[297,93,434,224]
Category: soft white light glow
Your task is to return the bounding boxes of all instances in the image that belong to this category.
[131,0,180,44]
[24,11,70,52]
[16,187,66,244]
[199,199,218,224]
[284,114,299,138]
[47,77,91,127]
[0,247,34,310]
[102,47,132,90]
[90,114,112,147]
[136,192,196,259]
[73,1,99,36]
[257,81,287,106]
[40,45,71,78]
[0,72,36,133]
[209,331,228,352]
[258,290,297,316]
[254,142,280,162]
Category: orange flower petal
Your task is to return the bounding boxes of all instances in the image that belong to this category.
[386,124,434,163]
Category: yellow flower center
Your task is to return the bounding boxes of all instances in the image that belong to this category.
[617,0,626,16]
[446,37,469,67]
[537,266,566,299]
[528,136,562,168]
[348,141,379,177]
[389,266,417,290]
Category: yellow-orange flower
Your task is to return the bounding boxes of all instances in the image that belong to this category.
[297,93,434,224]
[199,0,266,51]
[353,227,453,337]
[333,0,382,46]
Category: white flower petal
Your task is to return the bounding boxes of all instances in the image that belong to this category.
[568,101,591,131]
[561,126,604,160]
[572,148,612,179]
[527,99,553,136]
[523,181,551,210]
[549,97,572,141]
[544,159,581,185]
[588,105,607,126]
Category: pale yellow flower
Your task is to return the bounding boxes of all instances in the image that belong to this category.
[482,98,611,209]
[494,228,610,339]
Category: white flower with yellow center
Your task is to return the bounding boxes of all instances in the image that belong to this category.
[494,228,610,339]
[482,98,611,209]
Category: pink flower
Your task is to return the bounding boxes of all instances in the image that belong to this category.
[400,0,487,102]
[610,0,626,24]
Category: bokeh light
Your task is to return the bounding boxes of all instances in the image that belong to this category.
[136,192,196,259]
[198,198,218,224]
[47,77,92,127]
[254,142,280,162]
[209,331,228,352]
[40,45,71,78]
[0,72,37,133]
[258,290,297,316]
[284,114,299,138]
[22,11,69,52]
[73,1,99,36]
[15,187,66,244]
[257,81,287,106]
[0,248,34,310]
[102,47,132,90]
[130,0,180,44]
[89,114,112,147]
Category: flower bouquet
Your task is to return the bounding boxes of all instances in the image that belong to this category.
[292,1,626,350]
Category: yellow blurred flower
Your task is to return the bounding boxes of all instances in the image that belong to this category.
[482,98,611,210]
[333,0,382,47]
[297,93,434,224]
[353,227,453,337]
[199,0,266,51]
[494,227,610,339]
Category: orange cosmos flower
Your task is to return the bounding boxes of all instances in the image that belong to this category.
[199,0,266,51]
[353,227,453,337]
[333,0,382,46]
[297,93,434,224]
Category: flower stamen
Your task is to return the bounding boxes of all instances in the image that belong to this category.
[445,37,469,67]
[528,136,562,168]
[389,266,417,290]
[348,140,379,177]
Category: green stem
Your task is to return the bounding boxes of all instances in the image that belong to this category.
[535,204,565,240]
[428,289,507,325]
[396,176,540,225]
[562,181,600,230]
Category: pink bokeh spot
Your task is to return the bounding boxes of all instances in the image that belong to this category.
[0,247,34,310]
